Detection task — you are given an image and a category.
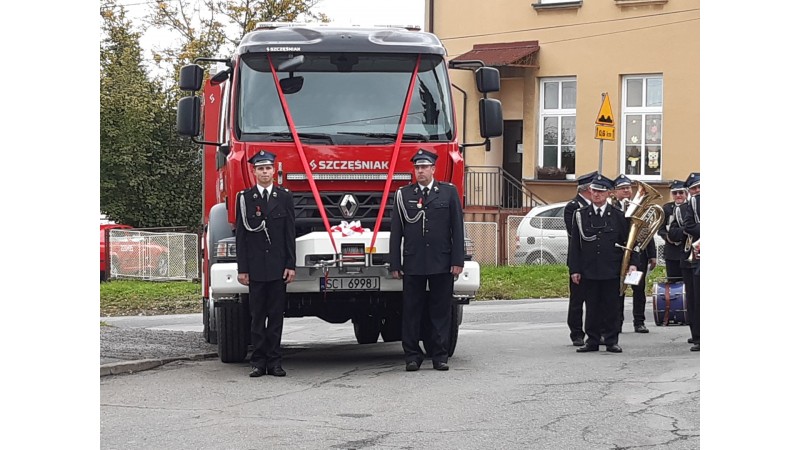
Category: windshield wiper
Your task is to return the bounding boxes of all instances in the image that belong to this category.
[263,132,334,143]
[338,132,430,142]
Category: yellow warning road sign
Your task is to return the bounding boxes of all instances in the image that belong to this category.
[595,93,615,126]
[595,125,615,141]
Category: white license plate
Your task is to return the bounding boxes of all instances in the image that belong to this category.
[320,277,380,291]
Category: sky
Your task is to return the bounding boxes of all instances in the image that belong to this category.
[119,0,425,71]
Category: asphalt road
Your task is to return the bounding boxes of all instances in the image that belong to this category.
[100,298,699,449]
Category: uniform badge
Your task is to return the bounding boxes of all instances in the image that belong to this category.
[253,192,259,199]
[256,206,262,217]
[417,197,423,209]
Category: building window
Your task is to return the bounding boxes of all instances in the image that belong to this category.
[538,77,576,177]
[621,74,663,178]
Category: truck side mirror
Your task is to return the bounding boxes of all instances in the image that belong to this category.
[476,67,500,93]
[179,64,205,91]
[177,96,201,137]
[479,98,503,138]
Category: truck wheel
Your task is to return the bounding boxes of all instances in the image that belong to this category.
[216,301,249,363]
[447,304,463,357]
[353,316,381,344]
[380,314,402,342]
[202,298,218,344]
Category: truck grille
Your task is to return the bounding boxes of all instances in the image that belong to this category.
[292,191,396,235]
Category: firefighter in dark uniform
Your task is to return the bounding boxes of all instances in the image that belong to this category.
[670,172,700,347]
[564,171,597,347]
[568,174,634,353]
[235,150,296,378]
[681,173,700,352]
[613,175,656,334]
[657,180,689,281]
[390,149,465,372]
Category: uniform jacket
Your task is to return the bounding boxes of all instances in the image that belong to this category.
[683,195,700,240]
[564,193,591,240]
[389,180,465,275]
[568,204,630,280]
[671,198,698,269]
[658,201,689,261]
[235,185,296,282]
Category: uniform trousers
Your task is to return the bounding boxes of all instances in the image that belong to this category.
[619,269,648,329]
[248,280,286,370]
[584,278,621,347]
[567,279,586,341]
[402,272,453,365]
[681,266,697,327]
[664,259,682,281]
[689,266,700,344]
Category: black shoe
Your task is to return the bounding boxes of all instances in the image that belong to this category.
[576,345,599,353]
[634,324,649,333]
[572,338,585,347]
[606,344,623,353]
[249,367,266,378]
[405,361,419,372]
[433,361,449,371]
[687,338,696,344]
[267,366,286,377]
[690,344,700,352]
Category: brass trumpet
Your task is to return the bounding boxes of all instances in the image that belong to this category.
[618,181,665,294]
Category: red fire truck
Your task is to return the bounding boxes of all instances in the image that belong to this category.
[177,22,502,363]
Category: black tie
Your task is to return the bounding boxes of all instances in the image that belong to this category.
[596,207,602,216]
[263,189,269,202]
[423,187,430,198]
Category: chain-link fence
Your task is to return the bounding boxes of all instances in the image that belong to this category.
[107,229,199,281]
[465,222,498,267]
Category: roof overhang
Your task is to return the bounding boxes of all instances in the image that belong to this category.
[451,40,540,68]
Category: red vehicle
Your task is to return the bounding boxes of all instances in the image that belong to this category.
[100,223,170,280]
[176,22,502,362]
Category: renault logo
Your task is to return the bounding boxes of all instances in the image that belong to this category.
[339,194,358,219]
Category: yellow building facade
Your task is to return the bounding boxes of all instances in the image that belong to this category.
[427,0,700,203]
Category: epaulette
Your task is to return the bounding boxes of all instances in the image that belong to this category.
[277,185,290,193]
[439,181,454,186]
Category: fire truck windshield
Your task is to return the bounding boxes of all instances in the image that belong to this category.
[237,53,454,144]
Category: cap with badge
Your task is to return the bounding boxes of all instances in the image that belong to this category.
[248,150,276,167]
[411,149,438,166]
[589,174,615,191]
[577,171,599,187]
[669,180,686,192]
[685,172,700,189]
[614,174,633,188]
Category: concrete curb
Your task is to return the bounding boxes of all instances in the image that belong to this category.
[100,352,218,377]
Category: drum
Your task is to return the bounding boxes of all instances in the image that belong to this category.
[652,281,687,326]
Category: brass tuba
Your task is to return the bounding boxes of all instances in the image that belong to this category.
[618,181,666,294]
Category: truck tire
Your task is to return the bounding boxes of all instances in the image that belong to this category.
[353,316,381,344]
[447,304,463,357]
[380,314,402,342]
[216,301,249,363]
[202,298,218,344]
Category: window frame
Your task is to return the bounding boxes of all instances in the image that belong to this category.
[620,74,664,181]
[538,76,577,179]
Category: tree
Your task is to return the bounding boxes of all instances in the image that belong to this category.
[101,0,201,228]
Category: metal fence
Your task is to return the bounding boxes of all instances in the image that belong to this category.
[465,221,498,266]
[107,229,199,281]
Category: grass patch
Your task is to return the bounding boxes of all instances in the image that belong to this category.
[100,280,202,317]
[100,265,668,316]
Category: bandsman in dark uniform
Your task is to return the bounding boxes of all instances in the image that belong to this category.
[564,171,597,346]
[610,174,634,211]
[670,172,700,348]
[681,173,700,352]
[235,150,296,378]
[657,180,689,281]
[390,149,465,372]
[568,174,634,353]
[613,175,656,334]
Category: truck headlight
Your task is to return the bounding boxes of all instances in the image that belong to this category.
[215,241,237,258]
